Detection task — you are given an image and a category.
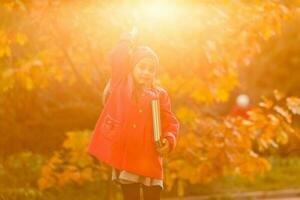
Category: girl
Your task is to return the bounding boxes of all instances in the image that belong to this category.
[87,29,180,200]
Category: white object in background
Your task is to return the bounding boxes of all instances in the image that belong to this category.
[236,94,250,108]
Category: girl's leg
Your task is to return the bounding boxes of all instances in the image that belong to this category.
[120,183,141,200]
[142,185,162,200]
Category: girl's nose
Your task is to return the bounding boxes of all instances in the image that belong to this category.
[141,70,150,76]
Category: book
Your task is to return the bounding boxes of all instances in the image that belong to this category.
[151,99,163,147]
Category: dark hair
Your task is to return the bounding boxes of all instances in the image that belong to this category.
[102,46,160,105]
[129,46,159,72]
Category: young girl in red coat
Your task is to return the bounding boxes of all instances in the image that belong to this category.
[87,28,180,200]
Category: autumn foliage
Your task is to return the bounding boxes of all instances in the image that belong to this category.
[1,0,300,198]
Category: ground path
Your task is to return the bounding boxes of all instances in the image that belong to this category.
[162,188,300,200]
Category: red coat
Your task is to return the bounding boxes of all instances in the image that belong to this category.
[87,39,180,179]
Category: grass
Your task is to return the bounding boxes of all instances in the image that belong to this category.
[184,156,300,196]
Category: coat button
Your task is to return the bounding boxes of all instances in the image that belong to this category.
[132,123,137,128]
[138,109,143,113]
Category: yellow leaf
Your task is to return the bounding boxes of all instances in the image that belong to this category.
[259,97,273,109]
[215,88,229,102]
[4,2,15,11]
[249,150,258,158]
[25,76,34,90]
[273,89,284,101]
[175,106,196,123]
[191,88,212,103]
[286,97,300,115]
[81,168,93,181]
[0,46,11,58]
[262,28,275,40]
[267,114,279,126]
[38,177,50,191]
[16,32,28,46]
[54,69,64,82]
[2,68,15,78]
[276,130,288,144]
[274,105,292,123]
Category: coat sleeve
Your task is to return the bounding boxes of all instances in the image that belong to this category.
[108,36,133,91]
[160,89,180,153]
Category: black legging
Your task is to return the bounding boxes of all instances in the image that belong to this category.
[121,183,162,200]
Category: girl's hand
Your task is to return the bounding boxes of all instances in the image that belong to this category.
[130,27,139,39]
[120,27,139,43]
[156,138,170,156]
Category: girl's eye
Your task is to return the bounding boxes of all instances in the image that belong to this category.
[140,65,152,71]
[137,62,155,73]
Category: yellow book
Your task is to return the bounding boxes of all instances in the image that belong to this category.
[151,99,163,147]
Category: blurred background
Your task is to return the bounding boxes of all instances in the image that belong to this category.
[1,0,300,199]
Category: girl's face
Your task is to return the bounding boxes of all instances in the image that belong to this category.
[132,57,156,87]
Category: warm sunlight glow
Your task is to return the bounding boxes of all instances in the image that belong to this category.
[124,1,217,39]
[1,0,299,198]
[142,2,176,19]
